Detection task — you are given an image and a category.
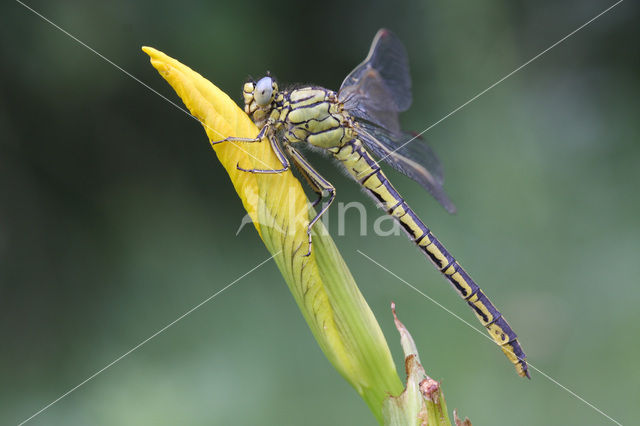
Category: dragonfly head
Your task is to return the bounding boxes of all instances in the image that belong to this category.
[243,75,279,124]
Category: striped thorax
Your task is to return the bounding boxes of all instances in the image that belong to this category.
[244,77,355,150]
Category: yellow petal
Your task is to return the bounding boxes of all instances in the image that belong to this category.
[143,46,403,422]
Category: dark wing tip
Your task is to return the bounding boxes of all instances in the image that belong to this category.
[442,198,457,215]
[376,28,396,44]
[432,184,456,214]
[428,183,456,214]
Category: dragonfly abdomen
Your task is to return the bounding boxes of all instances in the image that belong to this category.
[335,139,529,378]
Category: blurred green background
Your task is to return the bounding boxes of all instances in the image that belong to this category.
[1,0,638,424]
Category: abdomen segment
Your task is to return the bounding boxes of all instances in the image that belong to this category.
[337,139,529,378]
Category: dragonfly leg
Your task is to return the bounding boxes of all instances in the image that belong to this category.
[210,124,269,145]
[285,144,336,257]
[236,133,290,173]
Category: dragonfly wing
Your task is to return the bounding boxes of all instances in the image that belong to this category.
[338,29,412,134]
[339,29,412,112]
[337,29,453,212]
[355,121,456,214]
[340,71,403,134]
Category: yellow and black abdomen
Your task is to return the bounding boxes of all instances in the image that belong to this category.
[334,138,529,378]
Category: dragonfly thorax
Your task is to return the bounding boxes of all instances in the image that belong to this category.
[278,87,353,149]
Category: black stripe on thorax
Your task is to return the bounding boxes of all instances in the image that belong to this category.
[289,99,331,110]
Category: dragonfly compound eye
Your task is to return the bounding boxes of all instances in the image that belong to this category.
[254,76,274,107]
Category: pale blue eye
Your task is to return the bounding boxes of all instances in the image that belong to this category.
[254,76,273,106]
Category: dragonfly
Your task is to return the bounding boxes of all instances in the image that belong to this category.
[213,29,529,378]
